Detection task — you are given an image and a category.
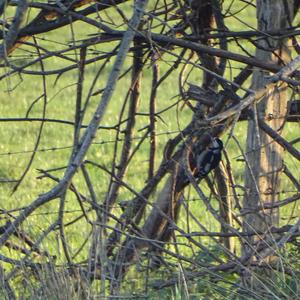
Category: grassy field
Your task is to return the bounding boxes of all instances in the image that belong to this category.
[0,1,299,298]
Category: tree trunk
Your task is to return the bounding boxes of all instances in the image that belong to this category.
[215,165,234,252]
[243,0,294,294]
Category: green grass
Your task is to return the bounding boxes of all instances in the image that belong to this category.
[0,1,299,299]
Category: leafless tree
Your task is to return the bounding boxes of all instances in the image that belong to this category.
[0,0,299,298]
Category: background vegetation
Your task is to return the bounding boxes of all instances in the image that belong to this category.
[0,0,299,299]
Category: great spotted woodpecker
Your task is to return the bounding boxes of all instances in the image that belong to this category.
[179,137,223,189]
[195,138,223,178]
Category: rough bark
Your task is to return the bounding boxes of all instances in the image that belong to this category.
[243,0,295,293]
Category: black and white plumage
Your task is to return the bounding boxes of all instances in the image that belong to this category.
[196,138,223,177]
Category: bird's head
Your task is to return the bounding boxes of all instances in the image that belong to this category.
[209,138,223,152]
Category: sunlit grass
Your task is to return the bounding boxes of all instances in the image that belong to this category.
[0,1,299,298]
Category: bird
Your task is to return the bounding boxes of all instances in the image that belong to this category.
[195,138,223,178]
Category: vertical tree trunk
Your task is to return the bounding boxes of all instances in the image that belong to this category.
[243,0,294,293]
[215,165,234,252]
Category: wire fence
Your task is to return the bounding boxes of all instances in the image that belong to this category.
[0,0,299,299]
